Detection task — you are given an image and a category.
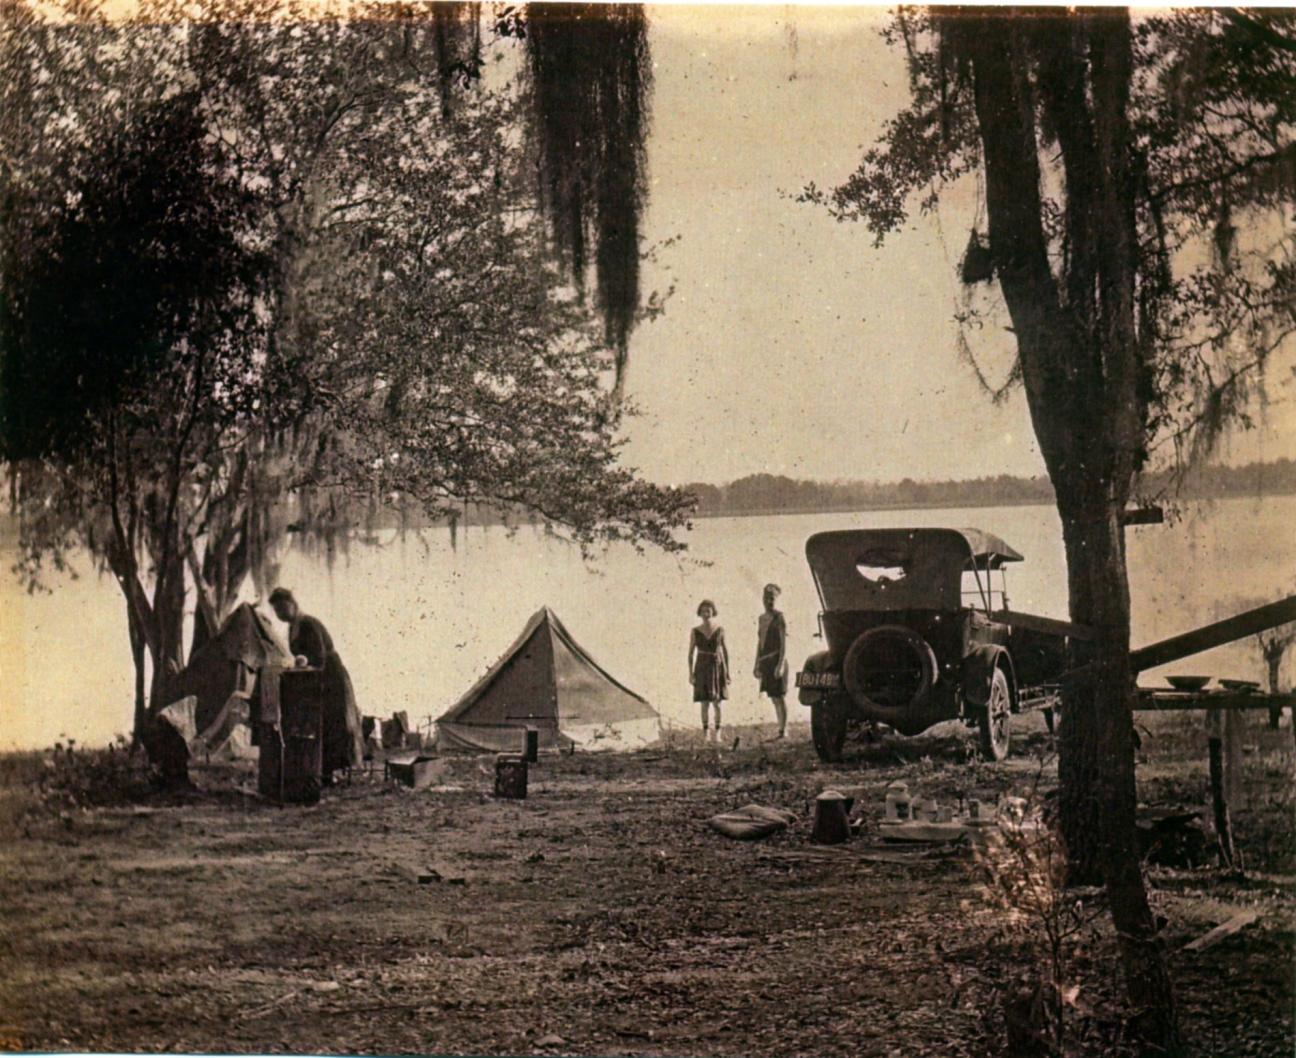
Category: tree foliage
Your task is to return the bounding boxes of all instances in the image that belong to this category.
[368,1,656,397]
[3,81,275,723]
[0,0,691,732]
[814,8,1295,480]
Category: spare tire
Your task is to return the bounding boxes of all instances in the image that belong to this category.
[842,625,938,715]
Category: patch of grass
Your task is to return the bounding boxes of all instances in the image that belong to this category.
[0,741,166,839]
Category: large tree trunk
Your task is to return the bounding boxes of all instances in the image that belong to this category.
[1057,500,1180,1054]
[951,11,1180,1051]
[147,548,187,711]
[1057,500,1134,883]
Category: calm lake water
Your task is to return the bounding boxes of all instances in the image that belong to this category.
[2,496,1292,750]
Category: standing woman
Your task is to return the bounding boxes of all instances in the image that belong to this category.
[689,599,729,742]
[754,583,789,739]
[268,588,365,785]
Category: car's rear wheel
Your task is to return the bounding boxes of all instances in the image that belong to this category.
[811,699,847,763]
[977,667,1012,761]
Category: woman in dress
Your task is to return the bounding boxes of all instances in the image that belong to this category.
[754,583,789,739]
[268,588,365,785]
[689,599,729,742]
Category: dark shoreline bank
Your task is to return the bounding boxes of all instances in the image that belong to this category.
[2,488,1291,541]
[687,490,1291,521]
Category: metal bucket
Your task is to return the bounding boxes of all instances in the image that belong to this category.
[811,789,853,844]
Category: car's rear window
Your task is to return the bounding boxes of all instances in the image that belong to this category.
[808,530,970,611]
[856,548,909,586]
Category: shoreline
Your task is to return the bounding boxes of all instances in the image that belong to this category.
[2,488,1292,539]
[688,496,1055,519]
[686,490,1291,520]
[2,490,1289,544]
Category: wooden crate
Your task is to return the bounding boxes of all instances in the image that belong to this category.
[386,756,443,790]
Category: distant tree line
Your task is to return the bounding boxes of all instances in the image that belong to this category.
[682,459,1296,516]
[13,456,1283,544]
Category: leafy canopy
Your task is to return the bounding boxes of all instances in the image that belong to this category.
[811,8,1296,476]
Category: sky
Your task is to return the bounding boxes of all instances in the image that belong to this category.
[78,2,1295,487]
[616,5,1296,487]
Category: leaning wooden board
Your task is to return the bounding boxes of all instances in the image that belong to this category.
[1183,911,1260,952]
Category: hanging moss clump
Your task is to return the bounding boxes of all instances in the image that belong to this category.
[961,230,995,284]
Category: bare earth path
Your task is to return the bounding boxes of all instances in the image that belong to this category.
[1,719,1292,1057]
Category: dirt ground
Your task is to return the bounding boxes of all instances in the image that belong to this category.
[0,712,1292,1057]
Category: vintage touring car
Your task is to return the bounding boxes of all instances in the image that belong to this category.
[797,528,1072,763]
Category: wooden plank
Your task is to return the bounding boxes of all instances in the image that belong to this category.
[992,609,1095,642]
[1182,910,1259,952]
[1120,506,1165,526]
[1131,595,1296,672]
[1134,692,1296,712]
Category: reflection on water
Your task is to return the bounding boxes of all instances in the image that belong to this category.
[2,496,1292,749]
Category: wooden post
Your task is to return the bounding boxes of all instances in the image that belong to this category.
[1266,651,1284,730]
[1206,709,1240,871]
[1224,708,1245,809]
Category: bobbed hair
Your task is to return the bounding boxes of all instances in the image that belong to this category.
[696,599,718,618]
[268,588,296,607]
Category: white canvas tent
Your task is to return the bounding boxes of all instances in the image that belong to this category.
[154,693,257,763]
[437,607,660,753]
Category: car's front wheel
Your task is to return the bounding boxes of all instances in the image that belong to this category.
[977,667,1012,761]
[811,699,847,763]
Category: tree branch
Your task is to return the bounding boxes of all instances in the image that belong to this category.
[1150,144,1296,203]
[1224,9,1296,55]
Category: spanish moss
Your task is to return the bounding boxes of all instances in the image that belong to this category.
[430,1,482,119]
[525,3,651,392]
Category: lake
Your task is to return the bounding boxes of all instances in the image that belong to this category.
[1,496,1292,750]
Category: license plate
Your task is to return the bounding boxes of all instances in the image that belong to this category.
[796,671,841,690]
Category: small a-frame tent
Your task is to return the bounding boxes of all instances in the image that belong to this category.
[437,607,660,752]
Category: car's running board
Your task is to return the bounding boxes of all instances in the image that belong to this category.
[1018,685,1062,711]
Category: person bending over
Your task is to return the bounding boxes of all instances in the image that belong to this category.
[268,588,364,784]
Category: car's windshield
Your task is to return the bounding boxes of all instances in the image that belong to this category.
[960,565,1008,612]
